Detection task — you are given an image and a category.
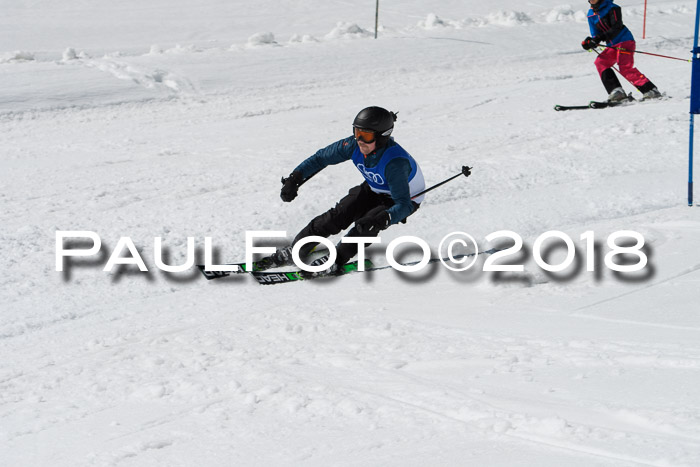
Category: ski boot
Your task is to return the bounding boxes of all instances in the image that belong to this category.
[607,87,627,103]
[642,87,662,100]
[254,246,294,271]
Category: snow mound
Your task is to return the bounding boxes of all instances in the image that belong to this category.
[418,13,488,29]
[418,10,533,29]
[486,10,533,26]
[0,50,35,63]
[148,44,164,55]
[165,44,202,54]
[543,5,587,23]
[62,48,78,61]
[325,22,371,39]
[418,13,448,29]
[61,47,90,61]
[246,32,278,47]
[288,34,319,44]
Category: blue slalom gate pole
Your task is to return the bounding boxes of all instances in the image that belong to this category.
[689,1,700,206]
[691,115,695,206]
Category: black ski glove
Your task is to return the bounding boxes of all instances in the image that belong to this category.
[355,209,391,235]
[280,171,304,202]
[581,36,600,51]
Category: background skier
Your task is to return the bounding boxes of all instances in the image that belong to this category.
[581,0,661,101]
[259,106,426,276]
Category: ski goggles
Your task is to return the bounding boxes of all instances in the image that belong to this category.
[353,127,376,144]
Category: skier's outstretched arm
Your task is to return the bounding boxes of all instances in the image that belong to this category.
[280,136,356,202]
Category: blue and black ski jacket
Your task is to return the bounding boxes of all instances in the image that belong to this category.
[293,136,425,225]
[587,0,634,45]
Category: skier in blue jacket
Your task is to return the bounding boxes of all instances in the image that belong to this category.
[259,106,426,276]
[581,0,661,101]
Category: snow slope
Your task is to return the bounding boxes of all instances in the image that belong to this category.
[2,1,700,465]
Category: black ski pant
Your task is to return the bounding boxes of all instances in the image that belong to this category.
[601,68,656,94]
[292,182,418,265]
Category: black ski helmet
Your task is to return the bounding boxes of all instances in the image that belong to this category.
[352,106,397,147]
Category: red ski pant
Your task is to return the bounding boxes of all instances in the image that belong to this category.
[594,40,650,89]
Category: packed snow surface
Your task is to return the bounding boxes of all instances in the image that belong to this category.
[2,0,700,465]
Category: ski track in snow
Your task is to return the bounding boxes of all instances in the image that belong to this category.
[2,1,700,465]
[3,301,700,465]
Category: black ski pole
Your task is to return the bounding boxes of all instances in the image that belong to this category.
[411,165,471,200]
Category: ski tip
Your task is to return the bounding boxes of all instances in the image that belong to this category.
[553,103,593,111]
[638,93,669,103]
